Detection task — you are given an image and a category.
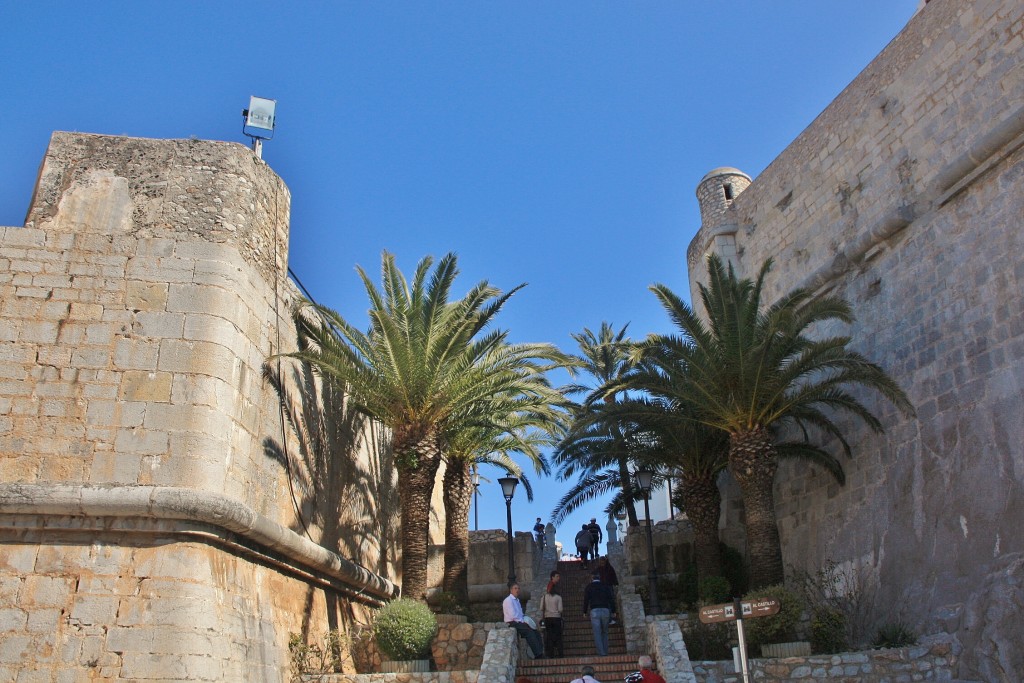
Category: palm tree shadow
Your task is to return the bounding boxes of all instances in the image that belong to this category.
[263,358,400,609]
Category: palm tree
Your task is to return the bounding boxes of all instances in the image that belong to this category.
[612,397,730,583]
[634,254,914,589]
[439,356,568,604]
[562,323,641,524]
[284,251,563,601]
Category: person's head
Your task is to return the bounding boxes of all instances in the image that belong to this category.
[582,523,589,530]
[549,570,560,583]
[537,516,542,522]
[638,655,654,670]
[581,666,595,677]
[592,572,601,582]
[509,582,520,596]
[591,517,596,523]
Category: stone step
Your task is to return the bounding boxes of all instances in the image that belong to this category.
[518,652,639,683]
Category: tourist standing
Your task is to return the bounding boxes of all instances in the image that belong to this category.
[541,581,564,657]
[595,556,619,624]
[586,517,603,560]
[503,583,544,659]
[574,524,593,568]
[635,655,666,683]
[582,573,615,656]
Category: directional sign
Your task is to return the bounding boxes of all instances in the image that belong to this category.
[698,603,735,624]
[698,597,780,624]
[745,598,780,618]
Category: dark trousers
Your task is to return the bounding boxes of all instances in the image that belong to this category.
[509,621,543,658]
[543,618,563,657]
[589,534,600,560]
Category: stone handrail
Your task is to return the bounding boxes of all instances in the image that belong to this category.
[0,483,399,603]
[477,627,518,683]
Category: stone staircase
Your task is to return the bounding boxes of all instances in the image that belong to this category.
[518,559,640,683]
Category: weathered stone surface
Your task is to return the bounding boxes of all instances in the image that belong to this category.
[0,132,404,680]
[687,1,1024,679]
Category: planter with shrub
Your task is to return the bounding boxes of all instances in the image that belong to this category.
[372,598,438,673]
[741,584,808,658]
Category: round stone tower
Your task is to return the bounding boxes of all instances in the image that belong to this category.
[695,167,752,231]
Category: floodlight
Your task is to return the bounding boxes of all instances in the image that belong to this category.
[241,95,277,159]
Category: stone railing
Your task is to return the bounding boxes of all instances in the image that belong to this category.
[647,619,698,683]
[689,633,963,683]
[618,585,648,655]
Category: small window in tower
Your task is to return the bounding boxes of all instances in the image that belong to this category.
[724,184,734,201]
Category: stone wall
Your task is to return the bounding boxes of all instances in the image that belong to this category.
[691,634,961,683]
[686,0,1024,680]
[0,133,402,680]
[622,519,694,581]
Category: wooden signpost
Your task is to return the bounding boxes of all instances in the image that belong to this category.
[698,597,781,683]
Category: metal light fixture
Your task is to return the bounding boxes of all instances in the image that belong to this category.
[635,467,660,615]
[241,95,277,159]
[498,476,519,586]
[472,469,481,532]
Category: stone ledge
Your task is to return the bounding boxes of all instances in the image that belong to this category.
[0,483,398,603]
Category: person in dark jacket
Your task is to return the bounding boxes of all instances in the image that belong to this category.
[595,556,620,625]
[586,518,603,560]
[582,573,616,656]
[574,524,593,568]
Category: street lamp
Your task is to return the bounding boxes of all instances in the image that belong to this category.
[472,469,481,531]
[499,476,519,587]
[635,468,660,615]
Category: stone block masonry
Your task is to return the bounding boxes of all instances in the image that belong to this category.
[0,133,401,681]
[688,0,1023,680]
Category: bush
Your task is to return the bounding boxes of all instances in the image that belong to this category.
[433,591,471,618]
[372,599,438,661]
[698,575,732,604]
[742,584,805,653]
[873,621,916,649]
[682,619,733,661]
[720,543,748,596]
[288,631,343,681]
[810,606,848,654]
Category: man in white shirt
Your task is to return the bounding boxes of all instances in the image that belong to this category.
[570,665,601,683]
[502,583,544,659]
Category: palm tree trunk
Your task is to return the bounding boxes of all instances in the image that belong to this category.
[678,470,723,582]
[441,459,473,605]
[396,442,442,602]
[606,396,639,526]
[616,445,639,526]
[728,426,784,589]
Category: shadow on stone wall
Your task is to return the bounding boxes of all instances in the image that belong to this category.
[263,356,401,639]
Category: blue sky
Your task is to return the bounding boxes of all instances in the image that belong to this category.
[1,2,917,551]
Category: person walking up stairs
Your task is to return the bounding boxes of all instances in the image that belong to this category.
[516,558,638,683]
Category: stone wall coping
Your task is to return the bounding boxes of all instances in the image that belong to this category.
[0,483,398,602]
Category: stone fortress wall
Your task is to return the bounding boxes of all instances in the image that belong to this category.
[0,133,403,680]
[688,0,1023,680]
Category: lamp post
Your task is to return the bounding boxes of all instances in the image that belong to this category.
[636,468,660,615]
[499,476,519,587]
[472,469,481,531]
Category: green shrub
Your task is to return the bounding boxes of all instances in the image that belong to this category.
[698,575,732,604]
[742,584,805,653]
[682,619,733,661]
[720,543,748,596]
[873,621,916,649]
[810,607,848,654]
[433,591,471,618]
[372,598,438,661]
[680,563,699,608]
[288,631,343,681]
